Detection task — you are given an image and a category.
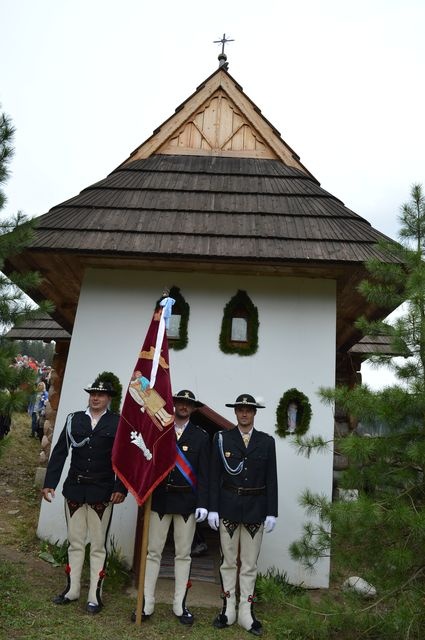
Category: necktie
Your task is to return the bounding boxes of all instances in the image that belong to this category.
[175,427,183,440]
[242,433,250,447]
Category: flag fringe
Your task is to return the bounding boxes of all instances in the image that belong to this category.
[113,462,175,507]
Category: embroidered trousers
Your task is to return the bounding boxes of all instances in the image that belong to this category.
[144,510,196,616]
[63,500,113,605]
[218,520,264,631]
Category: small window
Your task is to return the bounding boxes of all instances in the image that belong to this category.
[167,314,181,339]
[231,317,248,342]
[166,286,189,350]
[219,290,259,356]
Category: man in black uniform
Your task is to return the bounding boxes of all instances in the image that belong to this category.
[142,389,209,625]
[208,394,278,636]
[42,378,127,615]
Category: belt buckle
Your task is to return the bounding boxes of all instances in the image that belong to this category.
[76,474,82,484]
[237,487,243,495]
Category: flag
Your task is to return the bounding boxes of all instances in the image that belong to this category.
[112,296,176,505]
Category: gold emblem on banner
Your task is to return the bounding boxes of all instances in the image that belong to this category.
[128,369,174,431]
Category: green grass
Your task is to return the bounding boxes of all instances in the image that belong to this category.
[2,415,425,639]
[0,555,283,640]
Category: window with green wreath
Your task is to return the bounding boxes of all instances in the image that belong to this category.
[275,388,312,438]
[219,290,259,356]
[166,286,189,350]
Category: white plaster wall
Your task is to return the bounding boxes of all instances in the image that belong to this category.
[38,268,335,587]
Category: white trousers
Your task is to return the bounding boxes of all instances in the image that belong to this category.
[63,501,113,605]
[219,521,264,631]
[144,511,196,616]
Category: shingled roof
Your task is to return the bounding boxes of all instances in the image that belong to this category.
[5,312,71,341]
[33,153,389,263]
[5,65,399,350]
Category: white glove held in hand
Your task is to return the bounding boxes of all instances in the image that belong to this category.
[264,515,276,533]
[195,507,208,523]
[208,511,219,530]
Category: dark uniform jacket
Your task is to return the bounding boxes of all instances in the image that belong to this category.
[209,427,278,524]
[152,420,209,516]
[43,410,127,503]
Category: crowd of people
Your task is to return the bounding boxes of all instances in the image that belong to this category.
[13,354,53,440]
[0,355,53,440]
[14,354,53,388]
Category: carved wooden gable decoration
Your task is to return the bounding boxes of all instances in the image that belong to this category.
[158,90,274,158]
[126,67,309,173]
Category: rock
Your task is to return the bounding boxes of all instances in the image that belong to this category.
[333,453,349,470]
[34,467,47,488]
[338,488,359,502]
[343,576,377,598]
[7,509,20,515]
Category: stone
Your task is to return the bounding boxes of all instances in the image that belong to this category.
[333,453,349,470]
[34,467,47,488]
[343,576,377,598]
[338,488,359,502]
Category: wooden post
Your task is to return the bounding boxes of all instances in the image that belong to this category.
[134,494,152,626]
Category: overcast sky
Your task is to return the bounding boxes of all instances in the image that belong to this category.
[2,0,424,388]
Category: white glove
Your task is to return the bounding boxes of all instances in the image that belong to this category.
[195,507,208,523]
[208,511,219,530]
[264,515,276,533]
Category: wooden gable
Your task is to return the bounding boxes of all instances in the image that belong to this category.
[126,68,311,174]
[157,89,276,159]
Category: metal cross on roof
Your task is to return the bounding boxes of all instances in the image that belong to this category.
[214,33,235,55]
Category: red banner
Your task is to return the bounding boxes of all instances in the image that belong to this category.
[112,301,176,505]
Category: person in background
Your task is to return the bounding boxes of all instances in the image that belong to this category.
[41,378,127,615]
[29,381,48,438]
[34,381,48,440]
[208,393,278,637]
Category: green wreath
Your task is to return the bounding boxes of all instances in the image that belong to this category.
[275,388,312,438]
[95,371,122,414]
[219,289,259,356]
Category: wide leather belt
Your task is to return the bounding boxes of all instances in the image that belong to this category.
[69,471,111,484]
[165,484,192,493]
[222,483,266,496]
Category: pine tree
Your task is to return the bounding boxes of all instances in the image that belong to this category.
[0,106,52,434]
[290,184,425,637]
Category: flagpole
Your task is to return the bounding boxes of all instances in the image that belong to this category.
[134,494,152,626]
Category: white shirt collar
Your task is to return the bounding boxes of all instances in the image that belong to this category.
[238,427,254,438]
[86,407,107,428]
[175,419,189,433]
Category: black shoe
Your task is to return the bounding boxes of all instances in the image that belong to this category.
[249,620,263,636]
[52,594,73,605]
[86,602,102,615]
[131,609,150,622]
[213,613,229,629]
[191,542,208,557]
[176,607,194,625]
